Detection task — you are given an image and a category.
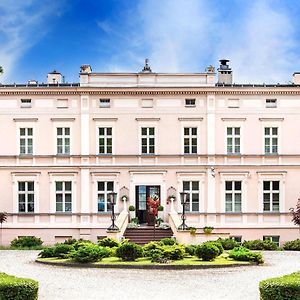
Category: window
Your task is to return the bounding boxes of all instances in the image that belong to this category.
[21,99,32,108]
[184,127,197,154]
[99,99,110,108]
[230,236,242,244]
[18,182,34,213]
[55,181,72,212]
[97,181,114,212]
[141,127,155,154]
[57,127,70,154]
[266,99,277,108]
[263,235,280,247]
[185,99,196,107]
[227,127,240,154]
[263,181,280,212]
[225,181,242,212]
[98,127,112,154]
[20,128,33,155]
[228,99,239,108]
[141,99,153,108]
[183,181,199,212]
[264,127,278,154]
[57,99,68,108]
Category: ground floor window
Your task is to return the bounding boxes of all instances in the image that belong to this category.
[97,181,114,212]
[182,181,200,212]
[263,235,280,247]
[56,181,72,212]
[230,236,242,244]
[18,181,34,213]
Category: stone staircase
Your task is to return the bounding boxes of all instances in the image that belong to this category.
[123,226,173,245]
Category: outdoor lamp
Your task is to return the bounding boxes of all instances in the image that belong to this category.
[107,192,119,231]
[178,192,189,230]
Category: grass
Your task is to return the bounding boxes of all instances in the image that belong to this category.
[37,253,252,266]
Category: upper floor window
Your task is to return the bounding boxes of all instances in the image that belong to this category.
[57,99,68,109]
[225,181,242,212]
[20,128,33,155]
[264,127,278,154]
[141,99,153,108]
[263,181,279,212]
[18,181,34,213]
[227,99,239,108]
[56,181,72,212]
[99,127,112,154]
[97,181,114,212]
[99,99,110,108]
[184,127,197,154]
[57,127,70,155]
[21,99,32,108]
[227,127,240,154]
[141,127,155,154]
[185,99,196,107]
[266,99,277,108]
[183,181,199,212]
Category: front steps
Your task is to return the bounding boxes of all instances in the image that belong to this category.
[124,226,173,245]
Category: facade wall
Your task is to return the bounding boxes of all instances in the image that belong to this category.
[0,78,299,245]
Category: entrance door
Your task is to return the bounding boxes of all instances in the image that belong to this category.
[135,185,160,225]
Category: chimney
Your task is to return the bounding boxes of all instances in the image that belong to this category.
[217,59,233,84]
[80,65,92,73]
[293,72,300,84]
[47,70,62,84]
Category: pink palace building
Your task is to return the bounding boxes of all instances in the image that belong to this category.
[0,59,299,246]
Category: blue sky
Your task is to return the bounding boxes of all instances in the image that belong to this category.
[1,0,300,84]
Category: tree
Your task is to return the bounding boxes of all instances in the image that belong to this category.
[0,212,7,246]
[290,199,300,235]
[0,66,3,74]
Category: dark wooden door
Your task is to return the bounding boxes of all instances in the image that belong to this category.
[136,185,160,225]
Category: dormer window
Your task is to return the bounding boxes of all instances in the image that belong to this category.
[185,99,196,107]
[21,99,32,108]
[99,99,111,108]
[266,99,277,108]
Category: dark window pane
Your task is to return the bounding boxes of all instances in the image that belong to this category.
[192,181,199,190]
[28,182,34,191]
[225,181,232,191]
[263,181,270,190]
[183,181,190,191]
[141,128,147,135]
[272,181,279,190]
[18,182,25,191]
[107,182,114,191]
[235,181,241,191]
[191,128,197,135]
[149,128,155,135]
[184,128,189,135]
[99,128,105,135]
[98,182,104,191]
[65,182,72,191]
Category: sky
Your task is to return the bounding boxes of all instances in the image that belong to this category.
[1,0,300,84]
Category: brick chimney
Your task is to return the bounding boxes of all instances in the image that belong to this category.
[217,59,233,84]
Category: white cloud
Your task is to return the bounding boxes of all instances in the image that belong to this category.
[0,1,63,82]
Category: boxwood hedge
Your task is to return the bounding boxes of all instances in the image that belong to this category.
[259,271,300,300]
[0,273,38,300]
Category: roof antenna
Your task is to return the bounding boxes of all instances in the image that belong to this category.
[140,58,152,73]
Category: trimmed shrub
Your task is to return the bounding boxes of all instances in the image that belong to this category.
[162,245,185,260]
[259,271,300,300]
[185,245,197,256]
[262,239,278,250]
[73,240,93,250]
[71,244,110,263]
[149,248,164,262]
[116,242,143,261]
[218,238,239,250]
[207,241,224,255]
[242,239,278,251]
[53,243,74,258]
[159,237,177,246]
[38,247,56,258]
[229,246,264,264]
[10,236,43,249]
[98,238,119,248]
[195,243,220,261]
[283,239,300,251]
[143,241,161,256]
[0,273,38,300]
[63,238,77,245]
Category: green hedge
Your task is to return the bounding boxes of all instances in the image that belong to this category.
[283,239,300,251]
[259,272,300,300]
[229,246,264,264]
[0,273,38,300]
[242,239,278,251]
[10,237,43,249]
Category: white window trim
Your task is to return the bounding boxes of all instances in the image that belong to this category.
[12,173,40,214]
[16,122,36,156]
[95,121,116,155]
[222,120,244,155]
[138,121,159,155]
[180,120,201,155]
[260,120,282,155]
[52,121,73,155]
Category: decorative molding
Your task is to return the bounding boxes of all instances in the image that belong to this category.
[135,117,160,121]
[48,171,78,175]
[92,118,118,122]
[259,118,284,121]
[178,117,203,121]
[256,171,287,174]
[50,118,76,122]
[221,118,246,121]
[11,172,41,175]
[13,118,38,122]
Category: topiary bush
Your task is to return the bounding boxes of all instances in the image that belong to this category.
[0,273,38,300]
[259,271,300,300]
[38,247,56,258]
[143,241,162,256]
[10,236,43,249]
[63,238,77,245]
[242,239,278,251]
[116,242,143,261]
[218,238,239,250]
[195,242,220,261]
[207,241,224,255]
[159,237,177,246]
[262,239,278,250]
[53,243,74,258]
[73,239,93,250]
[162,245,185,260]
[185,245,197,256]
[98,237,119,248]
[283,239,300,251]
[229,246,264,264]
[70,244,110,263]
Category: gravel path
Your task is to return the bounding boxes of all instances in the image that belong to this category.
[0,250,299,300]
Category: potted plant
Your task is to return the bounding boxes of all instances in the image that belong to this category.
[157,205,164,220]
[128,205,135,221]
[189,227,197,236]
[203,226,214,234]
